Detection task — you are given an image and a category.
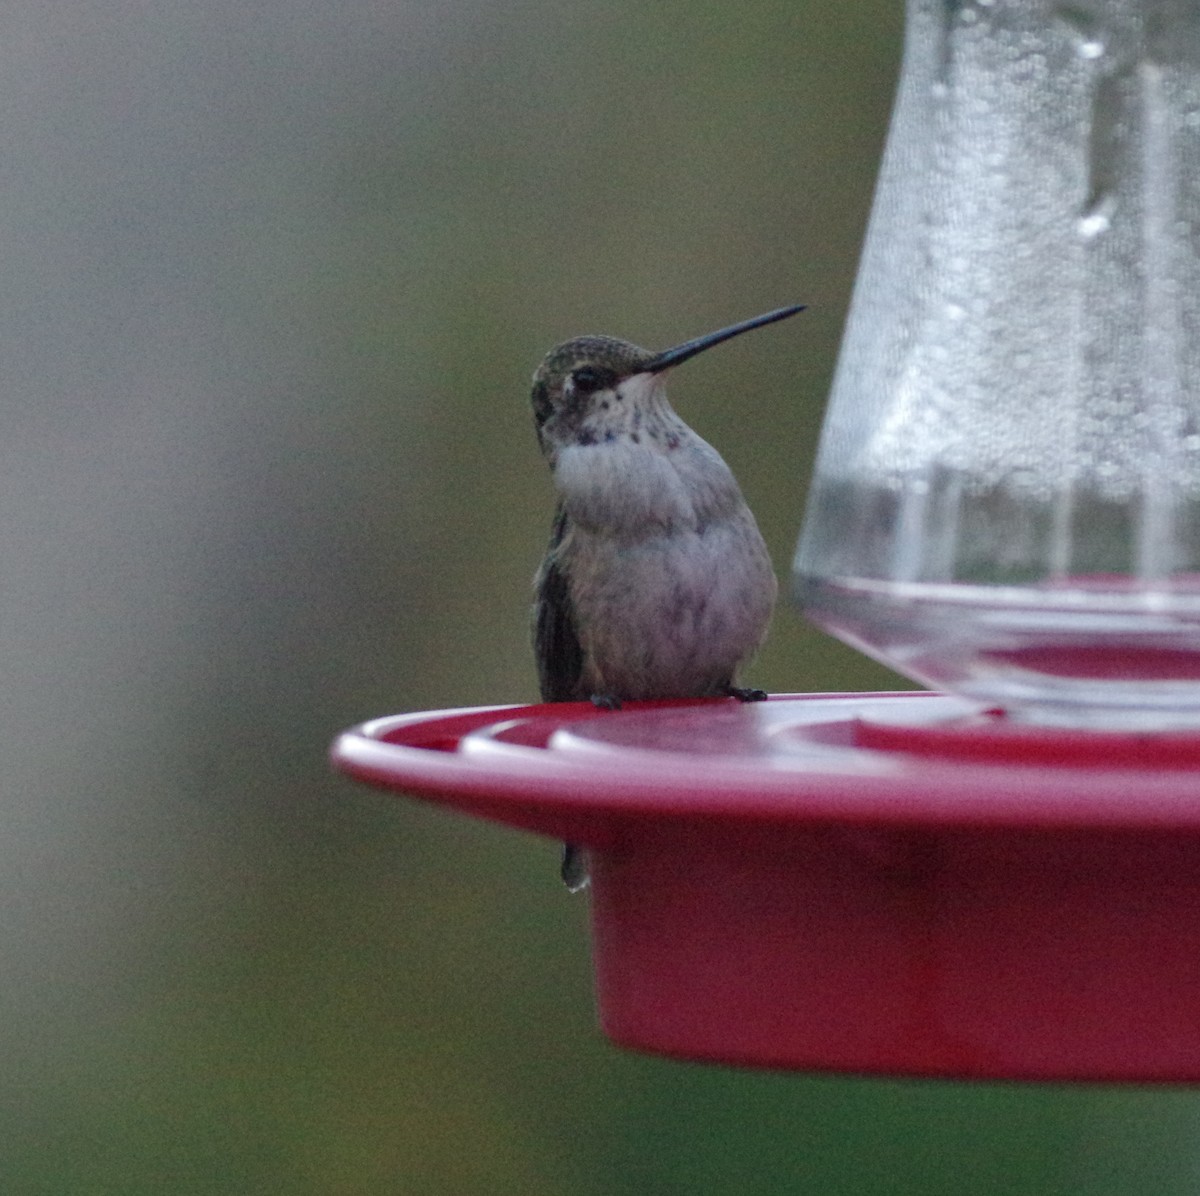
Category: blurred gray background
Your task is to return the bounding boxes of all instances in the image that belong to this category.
[5,0,1200,1191]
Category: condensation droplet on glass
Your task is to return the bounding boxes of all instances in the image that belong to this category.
[1054,4,1105,59]
[1077,192,1116,240]
[945,302,967,321]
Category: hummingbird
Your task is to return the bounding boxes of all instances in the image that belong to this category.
[529,305,805,889]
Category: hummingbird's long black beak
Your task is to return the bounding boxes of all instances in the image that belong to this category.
[641,304,806,374]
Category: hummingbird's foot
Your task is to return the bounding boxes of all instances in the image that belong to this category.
[590,693,622,711]
[561,842,590,892]
[725,684,768,703]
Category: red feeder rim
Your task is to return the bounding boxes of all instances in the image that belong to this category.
[331,692,1200,1083]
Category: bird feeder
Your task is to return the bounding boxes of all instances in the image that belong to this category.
[332,0,1200,1082]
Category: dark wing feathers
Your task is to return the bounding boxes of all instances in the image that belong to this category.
[533,505,586,702]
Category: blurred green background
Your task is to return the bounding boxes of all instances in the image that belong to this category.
[6,0,1200,1191]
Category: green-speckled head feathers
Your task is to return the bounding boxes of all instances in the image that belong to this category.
[530,336,654,442]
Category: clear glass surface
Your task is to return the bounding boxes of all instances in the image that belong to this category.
[795,0,1200,726]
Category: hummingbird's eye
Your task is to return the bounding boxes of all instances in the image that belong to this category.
[570,365,615,394]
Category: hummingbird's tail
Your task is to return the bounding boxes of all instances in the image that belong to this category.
[560,843,590,892]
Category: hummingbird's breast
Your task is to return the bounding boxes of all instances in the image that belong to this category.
[553,432,777,700]
[570,507,776,700]
[553,420,741,535]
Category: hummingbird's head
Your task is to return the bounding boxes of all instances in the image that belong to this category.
[530,336,658,458]
[529,306,806,462]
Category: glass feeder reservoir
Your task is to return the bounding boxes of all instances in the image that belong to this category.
[795,0,1200,727]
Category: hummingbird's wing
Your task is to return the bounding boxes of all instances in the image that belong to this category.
[533,504,586,702]
[534,506,592,891]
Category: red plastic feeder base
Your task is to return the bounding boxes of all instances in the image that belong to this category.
[331,693,1200,1083]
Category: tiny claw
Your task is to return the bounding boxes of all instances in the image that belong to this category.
[590,693,622,710]
[725,685,768,703]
